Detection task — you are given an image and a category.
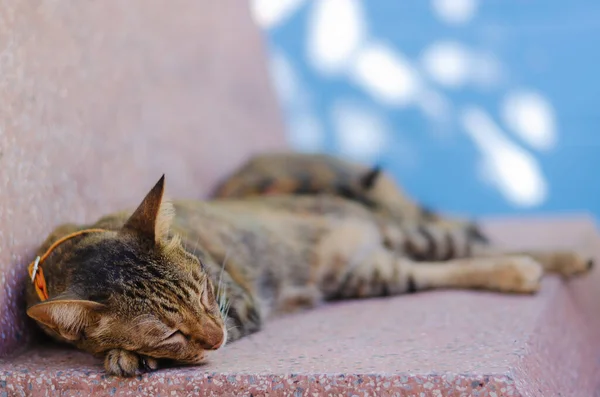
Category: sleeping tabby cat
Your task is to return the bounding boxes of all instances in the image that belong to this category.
[26,153,593,377]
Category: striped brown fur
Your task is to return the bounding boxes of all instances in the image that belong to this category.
[26,156,593,377]
[212,152,490,261]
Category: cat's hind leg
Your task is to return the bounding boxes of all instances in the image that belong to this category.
[525,251,593,277]
[403,255,543,294]
[315,221,545,299]
[386,222,593,280]
[470,246,594,278]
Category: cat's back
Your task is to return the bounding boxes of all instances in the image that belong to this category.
[210,152,424,223]
[170,195,383,268]
[211,152,368,199]
[172,194,378,232]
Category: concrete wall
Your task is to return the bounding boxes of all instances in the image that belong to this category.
[0,1,287,356]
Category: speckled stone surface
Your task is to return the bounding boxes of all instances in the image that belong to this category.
[0,1,286,358]
[1,217,599,396]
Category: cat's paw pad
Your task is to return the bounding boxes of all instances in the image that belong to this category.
[492,256,543,294]
[104,349,158,377]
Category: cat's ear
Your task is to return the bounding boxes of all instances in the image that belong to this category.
[27,297,106,341]
[122,175,174,242]
[360,166,382,190]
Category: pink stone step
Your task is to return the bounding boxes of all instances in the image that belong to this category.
[2,217,599,396]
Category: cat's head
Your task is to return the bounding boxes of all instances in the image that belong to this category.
[27,176,226,366]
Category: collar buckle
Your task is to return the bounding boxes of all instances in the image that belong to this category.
[31,256,41,283]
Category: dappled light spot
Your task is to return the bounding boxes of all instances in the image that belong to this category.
[431,0,478,25]
[461,106,547,207]
[267,51,322,152]
[416,89,452,123]
[501,90,557,151]
[269,52,298,104]
[469,52,503,89]
[288,112,325,152]
[306,0,366,75]
[250,0,306,30]
[268,50,302,109]
[349,43,421,106]
[421,41,470,88]
[331,101,388,162]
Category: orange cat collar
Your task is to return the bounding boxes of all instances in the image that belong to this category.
[27,228,109,301]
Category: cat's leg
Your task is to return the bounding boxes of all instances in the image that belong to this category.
[104,349,159,377]
[323,250,543,299]
[524,251,593,276]
[384,222,594,278]
[470,245,593,278]
[316,220,545,299]
[403,255,542,294]
[415,217,594,277]
[381,222,488,262]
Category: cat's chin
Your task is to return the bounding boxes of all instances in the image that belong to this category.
[187,352,208,365]
[157,353,209,371]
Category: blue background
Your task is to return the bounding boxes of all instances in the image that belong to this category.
[252,0,600,219]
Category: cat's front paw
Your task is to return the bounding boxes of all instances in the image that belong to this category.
[490,256,543,294]
[104,349,159,377]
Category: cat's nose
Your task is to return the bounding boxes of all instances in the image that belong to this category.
[210,329,226,350]
[199,333,224,350]
[212,338,223,349]
[197,326,225,350]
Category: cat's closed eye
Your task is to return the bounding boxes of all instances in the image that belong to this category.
[161,330,188,345]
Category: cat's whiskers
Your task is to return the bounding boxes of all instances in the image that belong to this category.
[215,247,231,299]
[218,285,227,313]
[215,246,237,324]
[183,232,233,323]
[187,234,203,259]
[222,298,232,321]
